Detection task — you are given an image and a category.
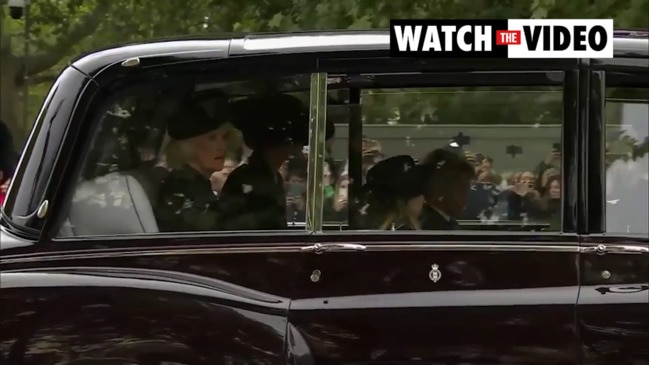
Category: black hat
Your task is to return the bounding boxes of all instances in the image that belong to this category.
[420,148,476,190]
[231,93,336,150]
[365,155,424,200]
[230,94,309,150]
[167,104,226,141]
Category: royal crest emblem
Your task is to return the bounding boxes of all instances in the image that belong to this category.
[429,264,442,283]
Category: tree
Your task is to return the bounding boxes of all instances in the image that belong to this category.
[1,0,110,141]
[1,0,647,145]
[0,0,230,143]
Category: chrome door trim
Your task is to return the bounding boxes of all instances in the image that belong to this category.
[580,243,649,255]
[337,243,578,252]
[301,243,368,253]
[1,243,579,264]
[305,72,328,232]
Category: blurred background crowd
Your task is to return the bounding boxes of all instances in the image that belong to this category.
[204,137,565,227]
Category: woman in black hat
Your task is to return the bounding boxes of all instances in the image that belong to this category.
[155,103,232,232]
[219,93,312,231]
[358,155,425,230]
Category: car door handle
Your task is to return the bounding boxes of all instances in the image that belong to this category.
[301,243,367,254]
[582,244,649,255]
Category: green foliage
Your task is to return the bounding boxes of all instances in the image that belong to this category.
[0,0,647,143]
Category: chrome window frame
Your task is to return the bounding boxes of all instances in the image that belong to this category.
[305,73,328,232]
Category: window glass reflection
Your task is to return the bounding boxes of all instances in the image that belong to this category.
[326,84,564,232]
[605,87,649,235]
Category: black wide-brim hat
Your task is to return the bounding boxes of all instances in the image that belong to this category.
[230,93,335,150]
[167,102,228,141]
[365,155,425,200]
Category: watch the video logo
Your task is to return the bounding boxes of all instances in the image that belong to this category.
[389,19,614,58]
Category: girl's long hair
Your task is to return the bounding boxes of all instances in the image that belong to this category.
[540,175,561,212]
[361,187,420,230]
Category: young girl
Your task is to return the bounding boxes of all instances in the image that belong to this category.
[358,155,425,230]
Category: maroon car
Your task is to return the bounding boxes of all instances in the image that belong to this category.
[1,30,648,365]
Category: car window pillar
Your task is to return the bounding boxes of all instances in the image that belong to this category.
[586,69,606,233]
[347,88,363,229]
[306,72,328,232]
[562,69,581,233]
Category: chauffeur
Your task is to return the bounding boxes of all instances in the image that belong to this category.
[155,103,231,232]
[218,94,311,231]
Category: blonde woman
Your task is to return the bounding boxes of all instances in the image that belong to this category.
[155,103,232,232]
[359,155,425,230]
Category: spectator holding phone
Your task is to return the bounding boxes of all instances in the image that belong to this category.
[462,169,502,221]
[505,171,543,222]
[535,143,561,189]
[538,167,560,195]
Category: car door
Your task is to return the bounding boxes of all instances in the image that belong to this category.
[288,58,582,364]
[1,53,329,363]
[577,60,649,365]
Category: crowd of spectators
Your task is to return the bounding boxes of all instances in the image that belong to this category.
[202,135,565,230]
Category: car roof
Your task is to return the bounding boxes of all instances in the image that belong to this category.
[71,29,649,75]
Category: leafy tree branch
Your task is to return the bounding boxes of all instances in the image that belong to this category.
[23,0,112,75]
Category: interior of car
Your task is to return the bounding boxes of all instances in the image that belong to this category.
[59,73,559,237]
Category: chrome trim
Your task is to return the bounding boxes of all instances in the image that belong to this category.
[614,38,649,57]
[121,57,141,67]
[305,73,327,232]
[239,32,647,57]
[1,243,579,264]
[351,244,578,252]
[580,244,649,255]
[36,200,48,219]
[242,34,389,51]
[301,243,367,253]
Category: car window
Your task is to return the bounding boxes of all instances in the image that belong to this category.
[605,87,649,235]
[325,78,564,232]
[57,74,316,237]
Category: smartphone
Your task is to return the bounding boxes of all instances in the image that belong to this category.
[553,142,562,152]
